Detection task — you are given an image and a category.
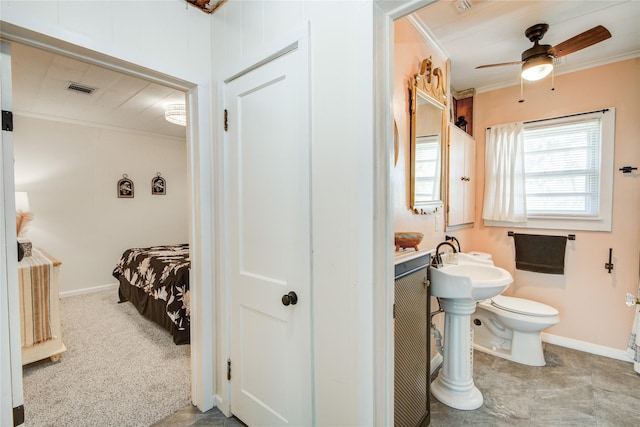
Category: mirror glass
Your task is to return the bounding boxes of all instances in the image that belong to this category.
[410,65,446,213]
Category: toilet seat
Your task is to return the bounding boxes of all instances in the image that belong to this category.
[490,295,558,317]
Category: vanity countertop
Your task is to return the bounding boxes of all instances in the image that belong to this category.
[394,248,431,265]
[394,249,431,279]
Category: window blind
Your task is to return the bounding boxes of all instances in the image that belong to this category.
[414,135,440,203]
[523,118,601,216]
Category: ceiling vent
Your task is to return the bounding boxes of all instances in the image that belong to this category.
[67,82,97,95]
[453,0,473,13]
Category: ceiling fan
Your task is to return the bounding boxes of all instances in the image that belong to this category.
[476,23,612,81]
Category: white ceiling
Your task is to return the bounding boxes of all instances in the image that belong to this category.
[8,1,639,132]
[10,42,187,139]
[411,0,640,92]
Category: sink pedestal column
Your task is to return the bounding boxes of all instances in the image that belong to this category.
[430,298,483,410]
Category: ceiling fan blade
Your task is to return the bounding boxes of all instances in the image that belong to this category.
[475,61,522,69]
[548,25,612,58]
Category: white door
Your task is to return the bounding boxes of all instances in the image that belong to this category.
[0,40,25,427]
[225,38,312,426]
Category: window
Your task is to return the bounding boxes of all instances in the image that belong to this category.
[414,134,441,204]
[523,118,601,217]
[485,108,615,231]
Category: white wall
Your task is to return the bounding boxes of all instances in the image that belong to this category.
[0,0,212,83]
[211,1,377,425]
[2,0,387,422]
[13,115,188,294]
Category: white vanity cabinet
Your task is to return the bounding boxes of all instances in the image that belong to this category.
[447,125,475,228]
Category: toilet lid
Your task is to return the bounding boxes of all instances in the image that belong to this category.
[490,295,558,317]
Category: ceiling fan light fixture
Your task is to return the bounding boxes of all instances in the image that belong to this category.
[165,104,186,126]
[521,55,554,81]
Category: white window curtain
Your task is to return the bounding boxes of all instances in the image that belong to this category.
[482,122,527,222]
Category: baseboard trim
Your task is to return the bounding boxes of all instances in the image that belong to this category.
[542,332,633,363]
[430,352,443,376]
[214,394,230,417]
[59,282,119,298]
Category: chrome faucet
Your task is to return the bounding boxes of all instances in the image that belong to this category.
[432,241,458,268]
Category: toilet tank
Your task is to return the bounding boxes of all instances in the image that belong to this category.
[466,251,493,262]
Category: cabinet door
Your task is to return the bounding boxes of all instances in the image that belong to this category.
[463,135,476,224]
[447,126,475,228]
[448,126,465,226]
[394,266,429,427]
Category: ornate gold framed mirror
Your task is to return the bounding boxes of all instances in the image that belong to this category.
[409,57,447,214]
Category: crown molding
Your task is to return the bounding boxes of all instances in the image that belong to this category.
[406,14,449,62]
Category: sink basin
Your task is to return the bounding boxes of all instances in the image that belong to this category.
[430,263,512,300]
[429,251,514,410]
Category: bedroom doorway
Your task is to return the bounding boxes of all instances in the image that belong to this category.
[10,40,192,425]
[0,24,216,423]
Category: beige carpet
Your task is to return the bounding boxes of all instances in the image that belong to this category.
[22,288,191,427]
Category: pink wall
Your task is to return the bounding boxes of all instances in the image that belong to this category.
[392,19,639,353]
[469,59,640,350]
[393,18,448,250]
[393,18,450,361]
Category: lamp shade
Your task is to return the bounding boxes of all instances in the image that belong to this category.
[164,104,187,126]
[521,55,553,81]
[15,192,30,212]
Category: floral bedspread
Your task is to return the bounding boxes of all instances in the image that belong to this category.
[112,243,190,332]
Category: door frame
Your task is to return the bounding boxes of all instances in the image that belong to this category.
[372,1,438,424]
[0,24,216,413]
[1,39,23,427]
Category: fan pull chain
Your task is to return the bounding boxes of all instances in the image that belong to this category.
[518,77,525,103]
[550,67,555,91]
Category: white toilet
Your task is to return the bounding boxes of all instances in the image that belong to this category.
[467,252,560,366]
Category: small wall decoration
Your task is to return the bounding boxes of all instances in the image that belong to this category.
[152,172,166,195]
[118,174,134,198]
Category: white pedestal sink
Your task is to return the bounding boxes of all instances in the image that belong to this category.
[429,259,513,410]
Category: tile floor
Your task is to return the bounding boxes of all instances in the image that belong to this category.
[154,343,640,426]
[151,405,245,427]
[431,343,640,426]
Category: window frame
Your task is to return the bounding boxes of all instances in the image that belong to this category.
[485,108,615,231]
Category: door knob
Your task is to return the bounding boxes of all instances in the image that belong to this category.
[281,291,298,306]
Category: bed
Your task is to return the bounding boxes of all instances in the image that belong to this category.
[112,243,191,345]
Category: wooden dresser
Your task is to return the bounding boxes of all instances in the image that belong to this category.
[18,248,66,365]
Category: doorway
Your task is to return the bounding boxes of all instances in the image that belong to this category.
[11,40,193,424]
[0,25,216,424]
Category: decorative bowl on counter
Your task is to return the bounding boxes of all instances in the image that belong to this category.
[394,232,424,252]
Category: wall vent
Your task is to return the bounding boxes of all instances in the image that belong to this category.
[67,82,97,95]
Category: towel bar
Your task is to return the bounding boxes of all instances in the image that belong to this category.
[507,231,575,240]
